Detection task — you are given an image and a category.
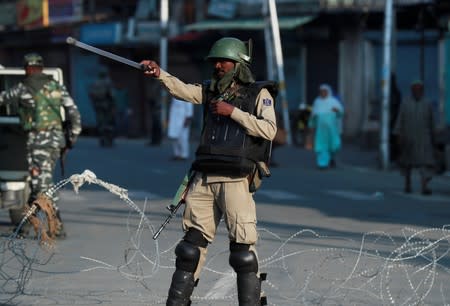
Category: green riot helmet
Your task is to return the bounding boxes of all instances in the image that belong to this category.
[206,37,252,65]
[23,52,44,67]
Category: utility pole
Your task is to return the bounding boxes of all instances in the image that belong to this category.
[418,7,425,82]
[160,0,169,135]
[268,0,292,145]
[380,0,393,170]
[262,1,275,81]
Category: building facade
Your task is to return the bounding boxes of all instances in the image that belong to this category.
[0,0,448,143]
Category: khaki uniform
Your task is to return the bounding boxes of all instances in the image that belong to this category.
[157,69,276,279]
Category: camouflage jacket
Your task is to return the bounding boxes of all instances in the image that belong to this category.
[0,73,82,149]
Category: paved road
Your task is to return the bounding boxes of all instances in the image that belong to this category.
[1,137,450,305]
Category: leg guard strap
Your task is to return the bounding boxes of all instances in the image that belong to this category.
[183,227,208,248]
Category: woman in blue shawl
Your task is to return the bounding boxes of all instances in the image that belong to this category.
[308,84,344,169]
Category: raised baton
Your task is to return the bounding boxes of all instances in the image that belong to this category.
[66,36,146,71]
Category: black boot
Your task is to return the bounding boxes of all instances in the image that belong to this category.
[166,270,196,306]
[236,272,262,306]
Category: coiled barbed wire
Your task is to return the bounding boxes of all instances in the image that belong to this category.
[1,170,161,304]
[1,170,450,305]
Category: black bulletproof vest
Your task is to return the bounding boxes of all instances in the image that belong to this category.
[191,81,277,177]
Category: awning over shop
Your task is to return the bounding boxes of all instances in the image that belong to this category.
[184,16,315,32]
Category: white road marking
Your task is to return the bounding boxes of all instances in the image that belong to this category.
[257,189,302,200]
[204,270,235,299]
[326,190,384,201]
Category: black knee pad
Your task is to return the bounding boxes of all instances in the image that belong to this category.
[175,228,208,272]
[175,241,200,272]
[183,228,208,248]
[229,242,258,273]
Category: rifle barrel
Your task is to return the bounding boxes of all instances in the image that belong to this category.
[66,36,145,71]
[152,199,185,240]
[153,214,172,240]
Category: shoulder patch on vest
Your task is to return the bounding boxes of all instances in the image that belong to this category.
[262,98,272,106]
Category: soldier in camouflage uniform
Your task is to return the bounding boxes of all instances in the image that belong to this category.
[88,69,116,147]
[0,53,82,237]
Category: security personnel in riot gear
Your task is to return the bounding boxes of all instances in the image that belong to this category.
[141,37,277,306]
[88,68,116,147]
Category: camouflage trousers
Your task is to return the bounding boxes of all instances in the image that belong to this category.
[27,146,61,210]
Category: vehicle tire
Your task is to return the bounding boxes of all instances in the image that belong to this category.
[9,207,31,236]
[9,182,30,226]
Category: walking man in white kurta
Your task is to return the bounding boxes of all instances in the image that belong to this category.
[168,97,193,160]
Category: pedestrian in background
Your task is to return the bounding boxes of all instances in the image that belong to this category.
[308,84,344,169]
[141,36,276,306]
[393,80,436,195]
[168,97,193,161]
[0,53,82,237]
[112,83,130,138]
[88,68,116,147]
[296,102,312,149]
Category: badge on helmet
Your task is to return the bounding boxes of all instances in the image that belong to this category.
[23,53,44,67]
[206,37,252,65]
